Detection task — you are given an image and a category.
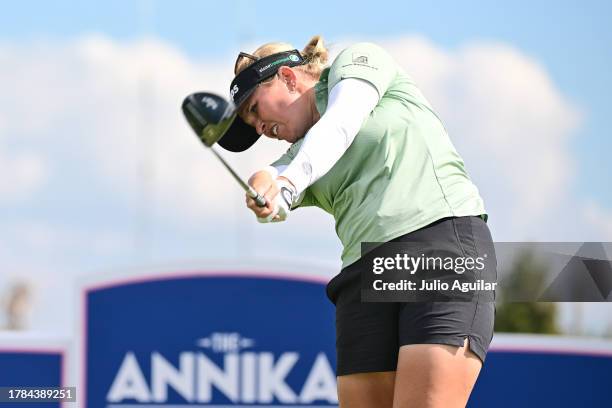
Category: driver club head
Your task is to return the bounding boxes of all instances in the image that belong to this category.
[181,92,236,147]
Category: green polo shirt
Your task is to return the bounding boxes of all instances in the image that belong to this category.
[272,42,487,268]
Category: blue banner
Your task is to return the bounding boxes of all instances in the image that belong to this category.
[0,350,63,408]
[470,348,612,406]
[84,274,337,407]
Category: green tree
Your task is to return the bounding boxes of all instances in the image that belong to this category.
[494,249,559,334]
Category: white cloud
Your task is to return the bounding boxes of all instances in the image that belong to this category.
[0,34,339,333]
[1,36,282,216]
[0,151,47,202]
[1,34,586,235]
[4,221,130,257]
[0,221,138,333]
[583,200,612,240]
[2,34,611,333]
[374,37,583,239]
[0,35,603,258]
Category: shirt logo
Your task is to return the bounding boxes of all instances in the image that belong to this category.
[352,53,369,65]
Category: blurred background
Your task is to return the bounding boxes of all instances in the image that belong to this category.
[1,0,611,338]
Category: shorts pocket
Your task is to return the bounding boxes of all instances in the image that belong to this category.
[451,217,479,261]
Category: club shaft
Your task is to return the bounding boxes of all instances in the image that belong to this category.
[209,147,266,206]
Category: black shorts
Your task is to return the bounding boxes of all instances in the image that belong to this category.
[326,216,497,376]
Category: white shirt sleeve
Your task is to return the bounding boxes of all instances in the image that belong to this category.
[278,77,380,195]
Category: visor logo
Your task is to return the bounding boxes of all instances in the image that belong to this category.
[230,84,239,101]
[289,54,300,62]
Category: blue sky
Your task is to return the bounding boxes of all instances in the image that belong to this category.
[1,1,611,334]
[2,0,611,205]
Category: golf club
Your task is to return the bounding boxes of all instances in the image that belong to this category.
[181,92,267,207]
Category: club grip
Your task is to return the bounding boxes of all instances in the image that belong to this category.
[247,187,267,207]
[254,194,266,207]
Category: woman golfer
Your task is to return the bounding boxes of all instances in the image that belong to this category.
[217,35,496,407]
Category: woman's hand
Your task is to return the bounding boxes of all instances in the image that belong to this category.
[246,170,280,219]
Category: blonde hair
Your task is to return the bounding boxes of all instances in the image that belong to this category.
[234,35,329,81]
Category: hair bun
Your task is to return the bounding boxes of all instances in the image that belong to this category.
[302,35,328,66]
